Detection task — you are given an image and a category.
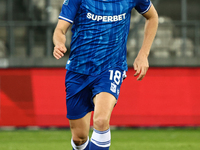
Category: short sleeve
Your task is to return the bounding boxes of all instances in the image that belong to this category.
[58,0,81,24]
[135,0,152,14]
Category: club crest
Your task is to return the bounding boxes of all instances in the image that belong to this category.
[63,0,69,5]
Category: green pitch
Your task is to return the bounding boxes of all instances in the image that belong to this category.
[0,128,200,150]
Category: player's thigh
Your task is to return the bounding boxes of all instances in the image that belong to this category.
[69,112,92,140]
[65,70,94,119]
[93,92,117,129]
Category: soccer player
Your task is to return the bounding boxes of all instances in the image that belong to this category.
[53,0,158,149]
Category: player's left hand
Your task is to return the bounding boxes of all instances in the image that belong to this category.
[133,53,149,81]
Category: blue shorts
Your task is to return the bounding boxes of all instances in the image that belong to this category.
[65,68,126,119]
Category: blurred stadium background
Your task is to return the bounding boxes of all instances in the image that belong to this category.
[0,0,200,128]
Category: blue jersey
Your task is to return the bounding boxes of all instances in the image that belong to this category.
[59,0,152,75]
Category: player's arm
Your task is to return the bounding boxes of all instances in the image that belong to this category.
[134,4,158,80]
[53,20,71,59]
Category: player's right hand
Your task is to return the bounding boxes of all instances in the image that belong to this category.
[53,45,67,59]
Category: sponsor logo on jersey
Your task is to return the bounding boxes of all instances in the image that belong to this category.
[63,0,69,5]
[87,12,126,22]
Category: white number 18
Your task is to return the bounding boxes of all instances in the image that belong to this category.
[109,70,121,85]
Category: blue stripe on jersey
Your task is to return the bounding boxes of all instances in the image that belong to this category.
[59,0,152,75]
[140,2,152,14]
[58,16,73,23]
[135,0,152,14]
